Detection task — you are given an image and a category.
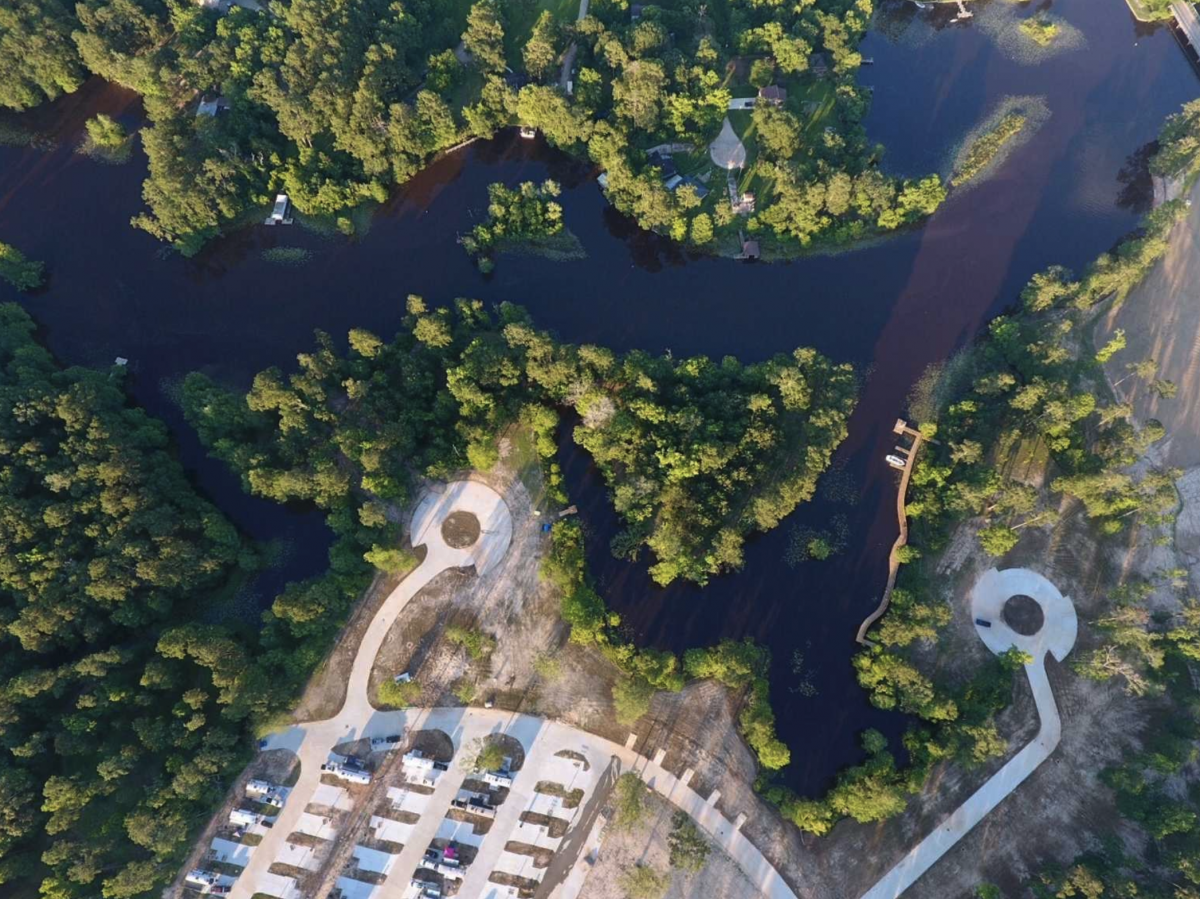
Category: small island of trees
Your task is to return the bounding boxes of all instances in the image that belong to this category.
[461,179,584,271]
[1018,15,1061,47]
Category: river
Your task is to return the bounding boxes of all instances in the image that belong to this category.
[0,0,1194,794]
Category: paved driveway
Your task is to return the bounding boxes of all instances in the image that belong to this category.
[860,568,1077,899]
[217,478,794,899]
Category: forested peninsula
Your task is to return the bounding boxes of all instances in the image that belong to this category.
[183,296,857,590]
[2,0,944,256]
[0,304,275,896]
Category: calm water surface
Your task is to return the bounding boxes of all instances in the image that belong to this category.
[0,0,1195,792]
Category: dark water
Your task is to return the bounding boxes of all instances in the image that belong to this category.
[0,0,1195,793]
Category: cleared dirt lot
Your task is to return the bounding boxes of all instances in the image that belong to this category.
[576,785,764,899]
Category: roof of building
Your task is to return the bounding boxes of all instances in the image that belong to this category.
[758,85,787,102]
[196,96,229,117]
[648,151,678,178]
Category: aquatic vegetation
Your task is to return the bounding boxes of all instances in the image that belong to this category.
[261,246,311,266]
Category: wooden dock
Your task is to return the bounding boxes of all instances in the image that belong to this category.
[855,419,925,646]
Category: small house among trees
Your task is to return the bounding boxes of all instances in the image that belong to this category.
[758,85,787,106]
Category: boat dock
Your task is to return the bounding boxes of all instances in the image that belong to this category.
[855,419,926,646]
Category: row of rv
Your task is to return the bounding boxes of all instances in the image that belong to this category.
[186,778,287,892]
[413,843,468,896]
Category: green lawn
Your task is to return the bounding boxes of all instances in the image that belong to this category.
[506,0,582,67]
[727,110,761,195]
[447,67,485,116]
[788,78,837,138]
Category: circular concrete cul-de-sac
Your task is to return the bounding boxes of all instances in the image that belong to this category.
[409,479,513,576]
[970,567,1077,663]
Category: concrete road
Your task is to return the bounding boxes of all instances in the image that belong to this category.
[227,481,512,899]
[860,568,1077,899]
[224,478,796,899]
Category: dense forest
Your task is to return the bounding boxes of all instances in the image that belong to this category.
[0,304,278,897]
[182,295,857,588]
[775,100,1200,885]
[0,0,943,255]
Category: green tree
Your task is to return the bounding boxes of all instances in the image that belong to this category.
[612,772,647,831]
[0,242,44,291]
[613,675,655,724]
[523,10,560,81]
[0,0,85,110]
[753,104,802,159]
[621,865,669,899]
[667,812,710,873]
[463,0,506,73]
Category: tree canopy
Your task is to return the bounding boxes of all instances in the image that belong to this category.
[184,297,856,587]
[2,0,943,255]
[0,303,268,897]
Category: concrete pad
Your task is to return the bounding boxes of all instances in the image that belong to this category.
[494,851,545,880]
[512,820,562,851]
[389,787,432,816]
[526,793,564,816]
[334,876,379,899]
[481,887,520,899]
[310,783,352,810]
[211,838,253,866]
[370,815,414,845]
[352,845,396,874]
[295,812,337,840]
[436,817,486,847]
[255,871,299,899]
[709,117,747,169]
[971,567,1077,661]
[276,841,320,871]
[538,756,594,796]
[409,480,514,577]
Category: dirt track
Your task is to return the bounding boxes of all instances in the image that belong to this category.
[1097,177,1200,470]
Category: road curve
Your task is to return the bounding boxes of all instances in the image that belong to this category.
[227,478,796,899]
[860,568,1077,899]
